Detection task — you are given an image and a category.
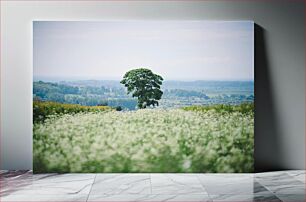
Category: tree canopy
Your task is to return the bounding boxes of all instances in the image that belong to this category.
[120,68,163,109]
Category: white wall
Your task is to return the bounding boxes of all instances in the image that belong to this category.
[1,0,304,171]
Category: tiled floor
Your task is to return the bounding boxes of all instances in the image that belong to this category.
[0,170,305,202]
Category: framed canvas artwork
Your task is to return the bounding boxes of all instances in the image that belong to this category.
[33,21,254,173]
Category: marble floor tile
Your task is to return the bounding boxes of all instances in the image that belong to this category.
[1,173,96,195]
[1,179,33,196]
[255,172,294,181]
[0,170,32,181]
[253,181,276,195]
[150,174,208,195]
[1,170,306,202]
[256,173,305,195]
[0,170,8,175]
[0,172,52,196]
[266,184,305,195]
[210,194,282,202]
[252,194,283,202]
[275,194,306,202]
[286,170,306,183]
[0,194,88,202]
[198,174,255,195]
[90,174,151,195]
[88,194,211,202]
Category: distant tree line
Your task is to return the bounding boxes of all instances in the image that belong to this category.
[33,80,254,110]
[33,81,136,110]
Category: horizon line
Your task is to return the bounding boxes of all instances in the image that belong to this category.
[33,78,254,82]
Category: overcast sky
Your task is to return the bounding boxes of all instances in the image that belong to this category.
[34,21,254,81]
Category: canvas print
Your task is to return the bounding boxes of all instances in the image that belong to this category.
[33,21,254,173]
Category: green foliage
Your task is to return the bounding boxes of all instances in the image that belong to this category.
[33,81,138,110]
[33,80,254,109]
[120,68,163,109]
[97,101,108,106]
[33,100,112,123]
[164,89,209,99]
[33,103,254,173]
[182,102,254,114]
[115,106,123,111]
[33,81,78,103]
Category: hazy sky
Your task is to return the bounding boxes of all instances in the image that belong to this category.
[34,21,254,81]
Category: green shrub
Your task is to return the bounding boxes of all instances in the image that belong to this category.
[33,100,112,123]
[182,102,254,114]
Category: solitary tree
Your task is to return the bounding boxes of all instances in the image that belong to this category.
[120,68,163,109]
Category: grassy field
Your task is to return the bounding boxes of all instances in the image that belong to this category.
[33,102,254,173]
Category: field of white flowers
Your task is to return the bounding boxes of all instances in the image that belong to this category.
[33,107,254,173]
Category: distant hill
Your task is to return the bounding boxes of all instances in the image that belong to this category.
[33,80,254,109]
